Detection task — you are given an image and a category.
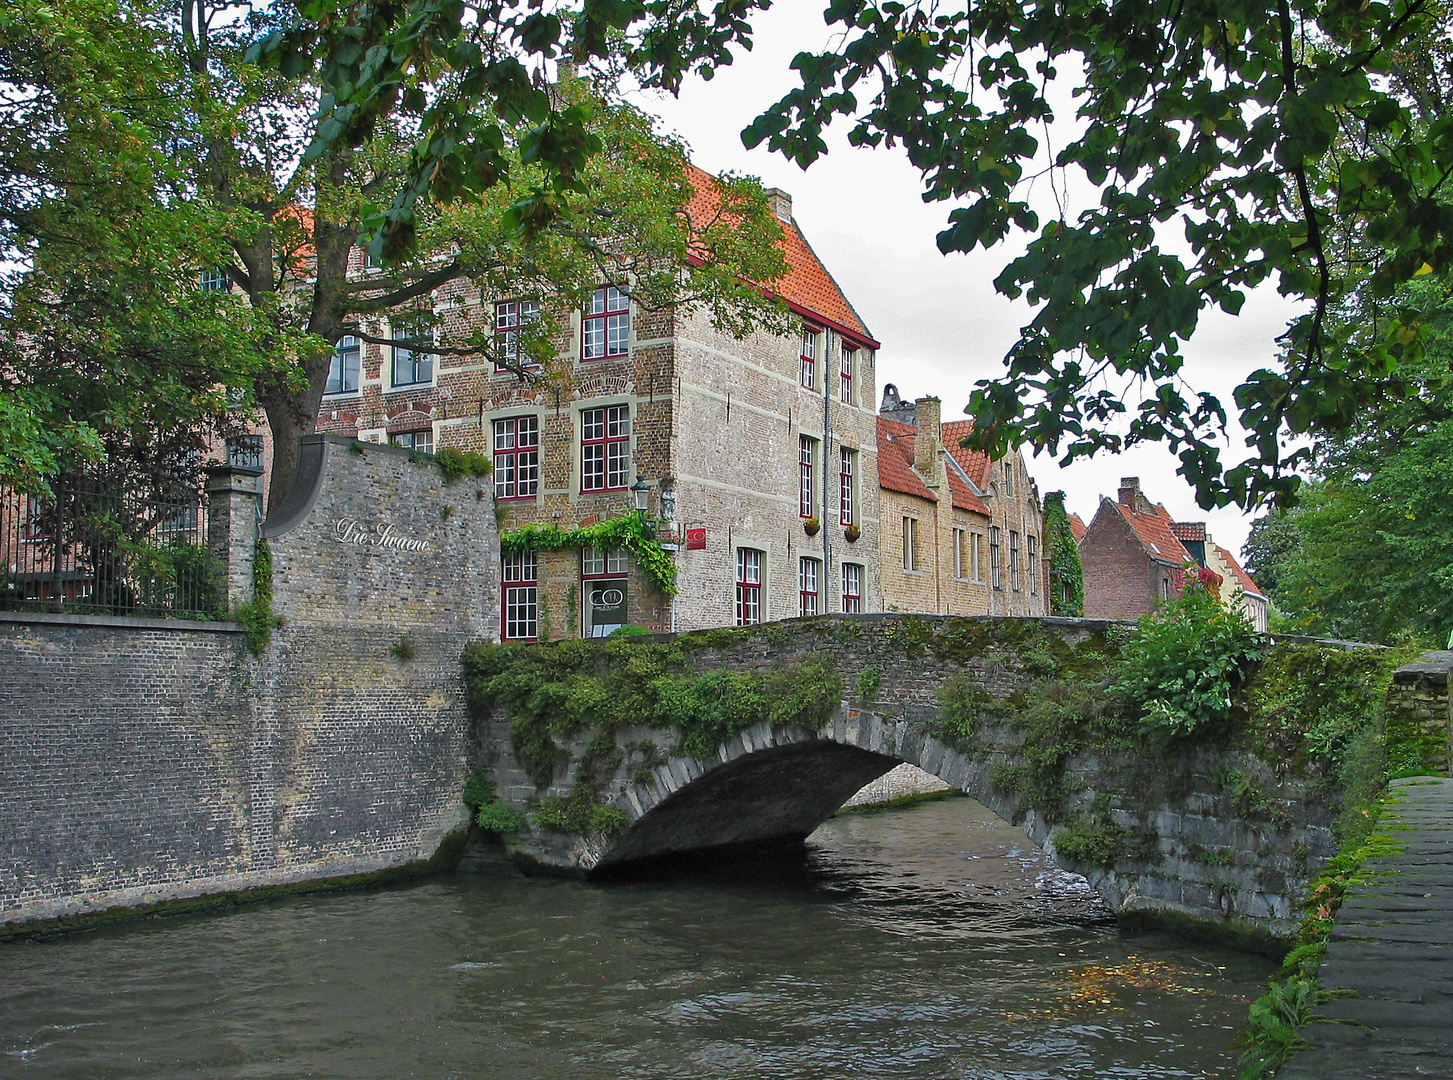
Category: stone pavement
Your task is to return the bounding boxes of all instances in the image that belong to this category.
[1281,777,1453,1080]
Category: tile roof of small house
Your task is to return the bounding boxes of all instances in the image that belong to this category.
[1213,542,1265,599]
[877,417,937,502]
[1170,521,1206,542]
[685,165,878,349]
[1067,513,1087,542]
[1107,498,1194,566]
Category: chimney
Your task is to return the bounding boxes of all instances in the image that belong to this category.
[1118,477,1141,507]
[914,396,942,488]
[766,187,793,223]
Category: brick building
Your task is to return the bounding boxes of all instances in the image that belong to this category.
[875,387,1046,616]
[1078,477,1267,627]
[312,171,882,637]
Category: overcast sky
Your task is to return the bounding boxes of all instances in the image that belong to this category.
[627,5,1304,558]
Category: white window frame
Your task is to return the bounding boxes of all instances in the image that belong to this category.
[799,557,820,617]
[903,516,919,572]
[841,562,862,613]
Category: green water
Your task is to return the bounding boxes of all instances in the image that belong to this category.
[0,797,1269,1078]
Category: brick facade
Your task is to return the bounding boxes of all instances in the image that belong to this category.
[309,182,882,636]
[876,390,1046,616]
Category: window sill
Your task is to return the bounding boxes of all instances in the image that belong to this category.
[384,384,435,393]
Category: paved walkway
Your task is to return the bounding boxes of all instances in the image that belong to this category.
[1281,777,1453,1080]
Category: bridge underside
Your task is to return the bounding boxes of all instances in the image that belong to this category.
[589,741,899,878]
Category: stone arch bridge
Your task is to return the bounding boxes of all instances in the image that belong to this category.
[473,615,1436,950]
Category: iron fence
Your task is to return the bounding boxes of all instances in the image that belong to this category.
[0,474,221,619]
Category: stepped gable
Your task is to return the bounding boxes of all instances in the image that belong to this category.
[876,417,936,501]
[1213,542,1266,599]
[684,165,878,348]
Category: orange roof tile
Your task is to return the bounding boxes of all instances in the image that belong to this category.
[1214,543,1265,598]
[1170,521,1206,542]
[877,417,937,501]
[1110,499,1194,566]
[685,165,878,348]
[939,420,994,490]
[1067,513,1087,542]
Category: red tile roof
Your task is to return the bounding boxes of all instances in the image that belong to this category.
[1067,513,1087,542]
[939,420,994,492]
[1109,498,1194,566]
[877,418,937,501]
[1170,521,1206,542]
[1214,543,1265,598]
[685,165,878,348]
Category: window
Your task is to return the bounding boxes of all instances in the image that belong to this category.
[325,336,361,396]
[199,267,228,292]
[990,526,1003,588]
[582,548,628,637]
[799,557,820,616]
[495,300,540,369]
[493,416,539,500]
[800,327,818,389]
[903,516,919,572]
[839,447,856,526]
[953,527,966,578]
[391,429,433,454]
[1027,534,1039,595]
[1003,465,1014,498]
[23,495,50,542]
[391,327,433,386]
[840,347,855,404]
[1010,530,1021,590]
[736,548,763,626]
[502,550,539,641]
[971,532,984,583]
[582,285,629,360]
[799,435,816,518]
[581,405,630,492]
[842,563,862,613]
[1162,576,1173,600]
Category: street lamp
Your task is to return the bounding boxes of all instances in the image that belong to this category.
[631,475,651,513]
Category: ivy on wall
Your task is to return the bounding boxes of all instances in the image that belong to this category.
[1043,491,1084,617]
[500,513,677,595]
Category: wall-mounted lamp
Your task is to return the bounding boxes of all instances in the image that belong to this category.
[631,475,651,513]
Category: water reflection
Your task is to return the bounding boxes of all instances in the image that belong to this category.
[0,797,1267,1079]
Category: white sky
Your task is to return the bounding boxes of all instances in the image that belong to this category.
[627,5,1305,558]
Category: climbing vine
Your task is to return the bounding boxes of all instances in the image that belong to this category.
[234,537,281,654]
[1043,491,1083,617]
[500,513,677,595]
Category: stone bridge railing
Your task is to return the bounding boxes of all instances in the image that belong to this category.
[471,615,1444,952]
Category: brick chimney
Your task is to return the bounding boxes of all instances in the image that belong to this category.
[914,396,943,488]
[766,187,793,223]
[1118,476,1153,514]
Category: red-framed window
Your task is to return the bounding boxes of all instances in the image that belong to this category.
[798,435,815,518]
[842,562,862,613]
[581,405,630,492]
[493,416,539,500]
[736,548,763,626]
[495,300,540,370]
[839,447,855,526]
[800,326,818,389]
[582,285,629,360]
[799,557,819,617]
[840,347,855,404]
[502,550,539,641]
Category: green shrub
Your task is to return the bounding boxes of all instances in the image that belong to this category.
[390,636,418,662]
[461,772,528,833]
[1115,582,1263,738]
[434,447,493,483]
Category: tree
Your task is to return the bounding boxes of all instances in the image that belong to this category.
[258,0,1453,510]
[1042,491,1084,617]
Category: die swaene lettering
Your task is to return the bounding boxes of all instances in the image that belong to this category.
[333,517,434,554]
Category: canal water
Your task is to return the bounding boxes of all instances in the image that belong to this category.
[1,797,1270,1079]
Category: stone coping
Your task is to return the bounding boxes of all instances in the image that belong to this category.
[0,610,245,633]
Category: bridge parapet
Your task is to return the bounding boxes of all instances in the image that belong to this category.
[467,614,1423,952]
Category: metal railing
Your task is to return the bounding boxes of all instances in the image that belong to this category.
[0,474,221,619]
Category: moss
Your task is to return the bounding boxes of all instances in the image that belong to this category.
[389,636,418,662]
[1054,798,1159,868]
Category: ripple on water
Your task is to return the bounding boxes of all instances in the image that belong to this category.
[0,796,1269,1080]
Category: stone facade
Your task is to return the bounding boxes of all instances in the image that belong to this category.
[308,179,882,637]
[1386,650,1453,775]
[0,435,499,930]
[876,390,1046,616]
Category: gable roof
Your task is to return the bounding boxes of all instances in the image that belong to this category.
[939,420,994,492]
[877,417,936,501]
[1213,543,1265,599]
[1105,497,1194,566]
[1067,513,1087,542]
[685,165,879,349]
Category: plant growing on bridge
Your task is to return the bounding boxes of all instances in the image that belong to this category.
[461,772,529,834]
[1116,583,1262,739]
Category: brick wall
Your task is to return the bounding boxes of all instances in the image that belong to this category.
[1080,500,1171,620]
[0,436,499,929]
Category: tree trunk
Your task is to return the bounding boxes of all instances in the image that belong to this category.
[261,381,324,515]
